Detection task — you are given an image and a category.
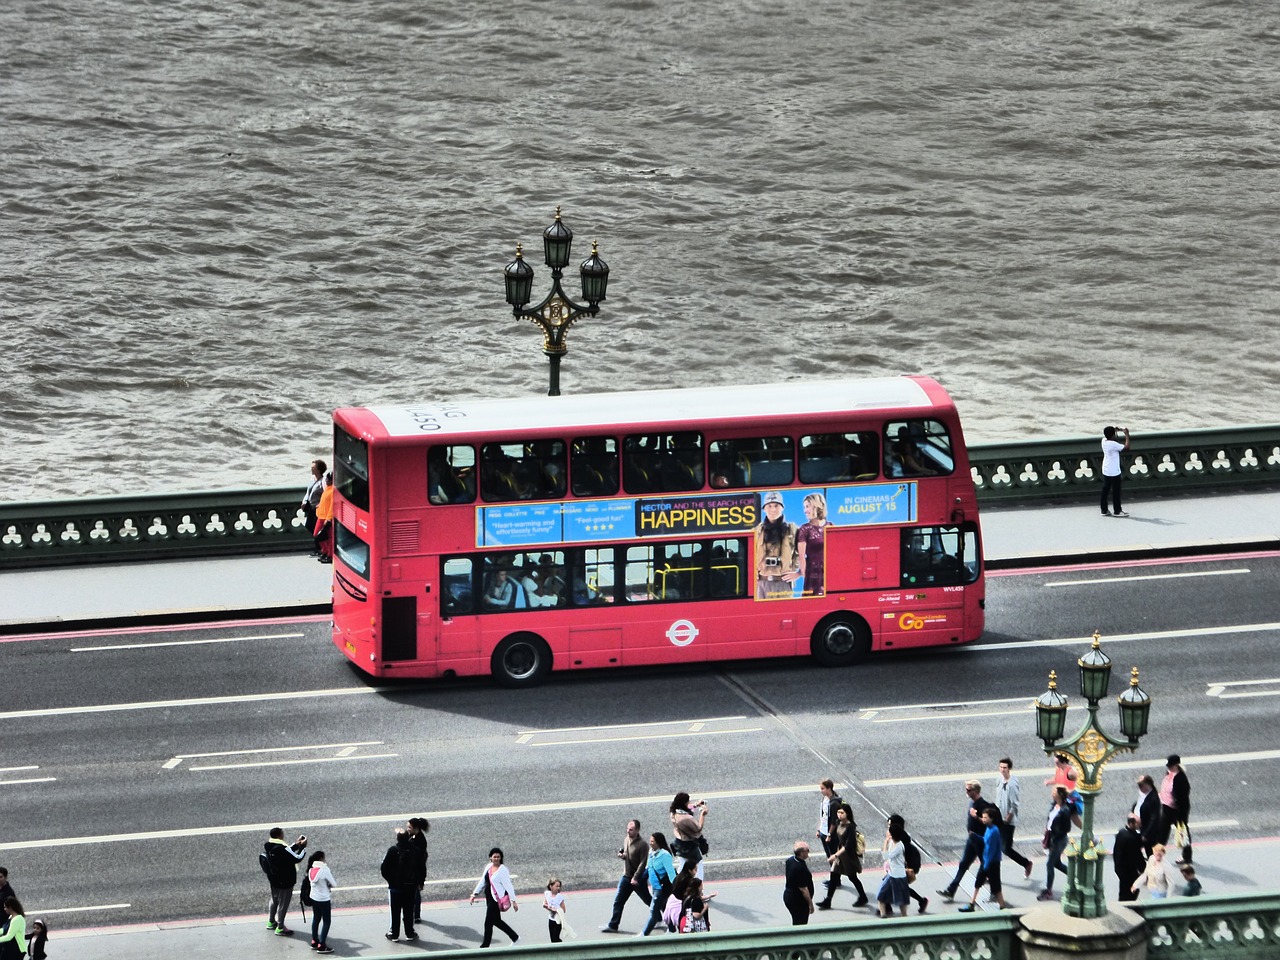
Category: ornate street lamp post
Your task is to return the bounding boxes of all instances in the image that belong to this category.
[1033,632,1152,918]
[503,207,610,396]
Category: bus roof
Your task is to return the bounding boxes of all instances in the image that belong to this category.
[346,376,950,441]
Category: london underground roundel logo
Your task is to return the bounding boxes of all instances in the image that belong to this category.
[667,619,699,647]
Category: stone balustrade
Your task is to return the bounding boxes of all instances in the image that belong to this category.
[2,426,1278,570]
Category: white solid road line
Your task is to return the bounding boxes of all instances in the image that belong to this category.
[70,632,305,652]
[3,749,1274,853]
[1044,568,1249,588]
[518,715,748,735]
[1206,678,1280,699]
[27,903,130,916]
[526,728,763,747]
[0,685,390,721]
[967,621,1280,652]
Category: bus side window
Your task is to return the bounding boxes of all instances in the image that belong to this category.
[571,436,620,497]
[428,445,477,505]
[800,432,878,483]
[442,557,475,616]
[623,435,663,494]
[662,432,704,492]
[885,421,953,478]
[900,525,978,586]
[529,440,567,499]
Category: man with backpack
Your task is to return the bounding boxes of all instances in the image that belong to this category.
[261,827,307,936]
[381,828,419,942]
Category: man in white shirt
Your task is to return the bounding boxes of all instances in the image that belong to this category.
[1100,426,1131,517]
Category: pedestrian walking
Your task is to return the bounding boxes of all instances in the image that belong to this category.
[262,827,307,936]
[815,779,842,858]
[407,818,430,924]
[1113,814,1146,902]
[680,877,713,933]
[1100,425,1131,517]
[782,841,815,925]
[663,860,699,933]
[1178,864,1201,896]
[937,780,996,901]
[1159,755,1192,864]
[24,918,46,960]
[1134,774,1161,857]
[638,832,676,937]
[0,871,13,905]
[306,851,337,954]
[888,814,929,914]
[1131,844,1180,900]
[315,470,335,563]
[301,459,326,554]
[542,878,566,943]
[994,758,1034,879]
[1037,786,1073,901]
[959,808,1006,911]
[382,828,420,942]
[1044,753,1078,791]
[469,847,520,947]
[669,793,707,880]
[0,898,26,960]
[817,803,868,909]
[601,818,651,933]
[877,822,911,918]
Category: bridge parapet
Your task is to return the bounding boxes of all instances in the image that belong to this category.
[2,426,1278,569]
[969,424,1280,501]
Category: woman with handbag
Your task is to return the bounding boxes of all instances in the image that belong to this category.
[469,847,519,947]
[669,793,708,880]
[817,803,868,909]
[1037,787,1074,901]
[639,832,677,937]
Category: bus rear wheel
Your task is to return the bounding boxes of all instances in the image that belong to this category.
[491,633,553,688]
[810,614,871,667]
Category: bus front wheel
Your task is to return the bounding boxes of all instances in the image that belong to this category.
[491,633,553,688]
[810,614,871,667]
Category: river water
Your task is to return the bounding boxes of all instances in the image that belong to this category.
[3,0,1278,501]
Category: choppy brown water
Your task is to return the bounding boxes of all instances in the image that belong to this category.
[3,0,1278,500]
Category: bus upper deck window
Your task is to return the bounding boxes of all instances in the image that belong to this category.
[428,445,476,504]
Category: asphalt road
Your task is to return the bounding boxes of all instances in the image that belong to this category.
[4,550,1278,928]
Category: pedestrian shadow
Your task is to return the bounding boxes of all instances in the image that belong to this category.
[1191,863,1253,886]
[1118,515,1183,526]
[709,899,773,925]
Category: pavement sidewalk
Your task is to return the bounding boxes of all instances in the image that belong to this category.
[1,487,1278,630]
[55,837,1280,958]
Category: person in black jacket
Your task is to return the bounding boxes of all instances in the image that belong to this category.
[407,818,430,923]
[264,828,307,936]
[782,842,814,925]
[816,804,867,909]
[937,781,996,900]
[1037,787,1074,901]
[1134,775,1161,857]
[1158,755,1192,864]
[381,828,418,942]
[1113,813,1146,902]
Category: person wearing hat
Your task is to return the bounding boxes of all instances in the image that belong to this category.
[1158,755,1192,864]
[753,491,800,599]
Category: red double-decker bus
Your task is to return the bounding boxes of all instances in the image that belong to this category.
[330,376,984,687]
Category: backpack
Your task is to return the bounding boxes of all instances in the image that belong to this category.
[855,831,866,857]
[259,850,274,883]
[300,874,314,906]
[904,840,922,873]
